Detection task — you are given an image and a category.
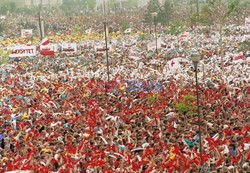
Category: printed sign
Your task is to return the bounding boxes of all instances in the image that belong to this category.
[61,43,77,54]
[40,44,58,56]
[21,29,33,38]
[9,46,36,58]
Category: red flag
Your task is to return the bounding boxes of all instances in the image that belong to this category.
[168,125,173,133]
[41,37,49,46]
[216,158,223,167]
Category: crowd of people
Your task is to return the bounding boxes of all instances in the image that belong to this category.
[0,13,144,39]
[0,11,249,173]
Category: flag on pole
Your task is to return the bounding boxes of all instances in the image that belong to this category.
[40,37,49,46]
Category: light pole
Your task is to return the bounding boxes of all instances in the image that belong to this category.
[104,22,110,84]
[38,12,42,40]
[103,0,106,15]
[191,53,203,171]
[152,12,158,56]
[103,0,110,94]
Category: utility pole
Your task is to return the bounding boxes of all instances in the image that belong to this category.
[38,0,43,40]
[103,0,106,15]
[38,12,42,40]
[104,22,110,83]
[103,0,110,93]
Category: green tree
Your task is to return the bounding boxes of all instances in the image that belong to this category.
[107,0,116,12]
[168,20,184,35]
[175,93,196,117]
[0,23,4,34]
[199,4,213,26]
[8,2,17,12]
[208,0,240,71]
[60,0,74,12]
[86,0,96,11]
[126,0,139,8]
[0,2,17,14]
[189,0,199,27]
[60,0,87,13]
[157,0,173,25]
[143,0,161,24]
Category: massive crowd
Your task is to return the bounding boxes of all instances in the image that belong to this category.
[0,12,249,173]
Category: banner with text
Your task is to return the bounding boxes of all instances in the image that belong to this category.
[40,44,58,56]
[9,45,36,58]
[61,43,77,54]
[21,29,33,38]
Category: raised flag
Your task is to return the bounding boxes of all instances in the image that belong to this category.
[40,37,49,46]
[40,44,58,56]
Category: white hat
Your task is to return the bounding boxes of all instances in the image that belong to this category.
[223,125,229,129]
[243,162,248,168]
[207,122,213,127]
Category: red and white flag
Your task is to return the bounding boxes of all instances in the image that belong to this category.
[40,44,58,56]
[40,37,49,46]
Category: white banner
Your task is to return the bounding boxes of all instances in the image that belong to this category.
[9,45,36,58]
[94,43,112,52]
[61,43,77,54]
[245,18,250,27]
[21,29,33,38]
